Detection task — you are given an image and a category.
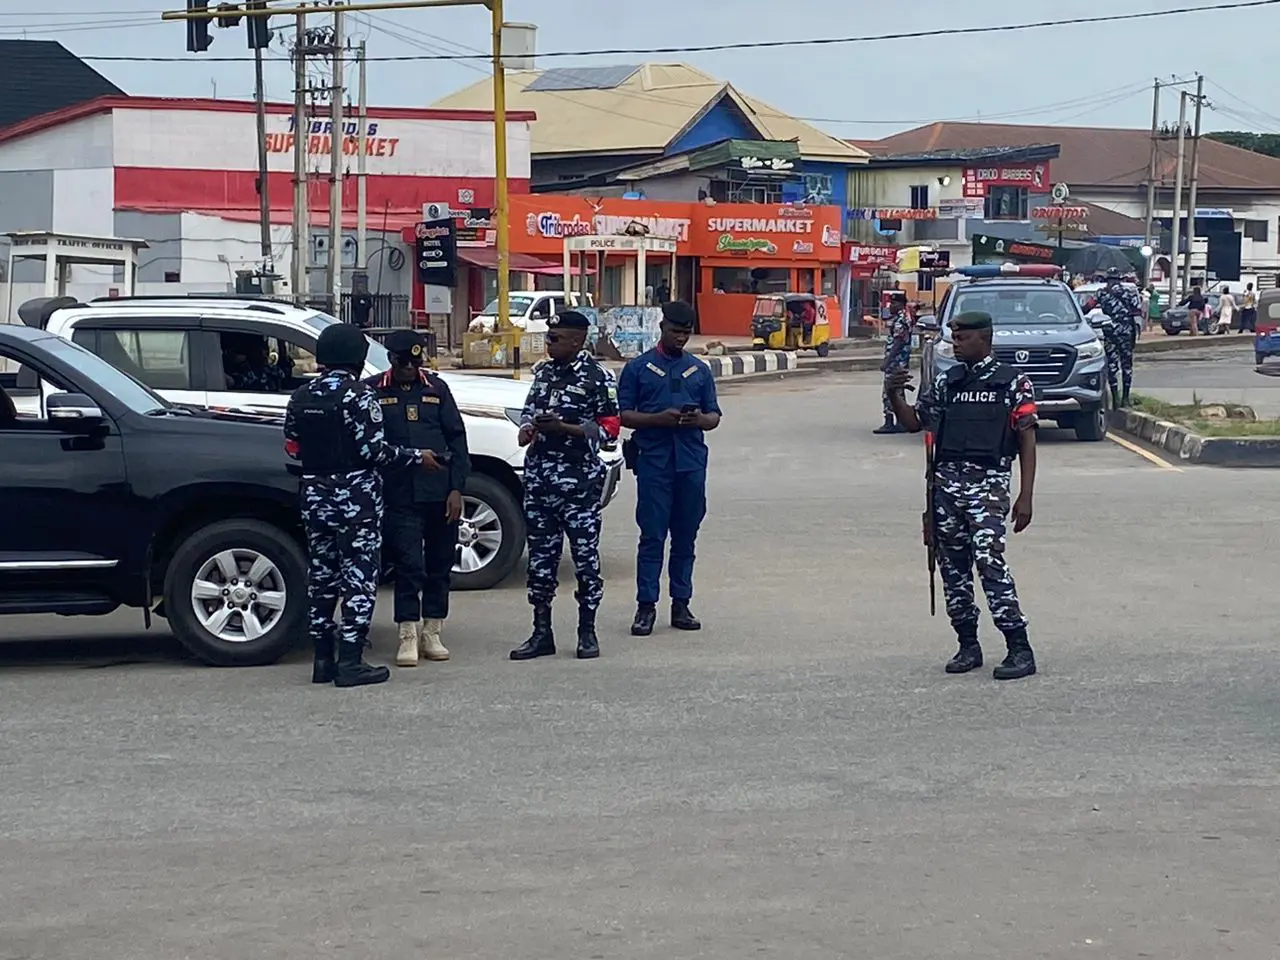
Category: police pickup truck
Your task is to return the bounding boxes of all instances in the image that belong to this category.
[0,321,308,666]
[18,294,625,591]
[918,264,1110,441]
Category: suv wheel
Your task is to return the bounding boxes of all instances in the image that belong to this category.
[1075,404,1108,442]
[451,473,526,591]
[163,519,307,666]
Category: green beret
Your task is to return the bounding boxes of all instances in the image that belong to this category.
[951,311,993,331]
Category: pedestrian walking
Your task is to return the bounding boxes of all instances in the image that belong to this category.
[875,291,913,434]
[284,323,435,687]
[367,329,469,668]
[1241,283,1258,333]
[1097,268,1141,407]
[617,300,722,637]
[886,311,1039,681]
[510,310,621,661]
[1182,285,1207,337]
[1215,286,1237,334]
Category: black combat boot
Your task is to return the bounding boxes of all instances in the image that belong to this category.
[873,414,901,435]
[944,624,982,674]
[993,627,1037,680]
[510,605,556,660]
[631,602,657,637]
[576,607,600,660]
[1110,387,1121,409]
[312,632,337,684]
[333,639,391,688]
[1121,385,1132,407]
[671,600,701,631]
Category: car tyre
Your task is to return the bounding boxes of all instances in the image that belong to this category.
[1164,326,1181,335]
[1256,351,1266,366]
[1075,404,1108,442]
[451,472,526,592]
[163,519,307,667]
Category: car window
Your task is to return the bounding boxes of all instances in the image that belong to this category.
[1,337,164,418]
[950,286,1082,326]
[298,312,390,374]
[86,329,192,391]
[217,330,301,393]
[550,297,566,315]
[529,298,551,319]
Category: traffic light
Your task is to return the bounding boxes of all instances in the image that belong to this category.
[215,3,242,28]
[246,1,273,50]
[186,0,213,53]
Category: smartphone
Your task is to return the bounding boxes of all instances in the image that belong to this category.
[680,403,699,414]
[534,412,556,425]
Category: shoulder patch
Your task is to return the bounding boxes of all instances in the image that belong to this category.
[369,401,383,423]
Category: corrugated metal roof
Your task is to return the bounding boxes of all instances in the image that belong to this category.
[526,65,641,91]
[432,62,867,162]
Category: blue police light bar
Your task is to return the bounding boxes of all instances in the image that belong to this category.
[953,264,1062,279]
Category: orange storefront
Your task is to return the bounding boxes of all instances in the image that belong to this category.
[508,195,844,337]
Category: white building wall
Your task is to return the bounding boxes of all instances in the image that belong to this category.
[1086,194,1280,270]
[0,113,114,172]
[111,107,533,179]
[178,212,296,287]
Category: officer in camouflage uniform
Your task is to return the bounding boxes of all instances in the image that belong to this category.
[886,311,1039,681]
[510,310,621,662]
[874,291,913,434]
[1097,267,1142,407]
[224,333,292,392]
[284,323,431,688]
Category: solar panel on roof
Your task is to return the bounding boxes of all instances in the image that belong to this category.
[526,65,641,91]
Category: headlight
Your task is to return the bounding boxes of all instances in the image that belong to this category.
[1077,339,1105,361]
[935,340,955,359]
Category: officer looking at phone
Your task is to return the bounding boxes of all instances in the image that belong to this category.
[617,300,722,637]
[510,310,621,662]
[367,329,469,668]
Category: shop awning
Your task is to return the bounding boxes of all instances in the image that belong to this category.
[456,247,594,274]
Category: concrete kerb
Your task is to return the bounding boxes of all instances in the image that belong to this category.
[1107,409,1280,467]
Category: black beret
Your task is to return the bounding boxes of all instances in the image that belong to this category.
[384,328,426,358]
[661,300,696,328]
[315,323,369,367]
[951,311,993,331]
[548,310,590,330]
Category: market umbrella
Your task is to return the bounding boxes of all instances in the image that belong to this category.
[1064,244,1137,278]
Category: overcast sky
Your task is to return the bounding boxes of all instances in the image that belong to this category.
[5,0,1279,140]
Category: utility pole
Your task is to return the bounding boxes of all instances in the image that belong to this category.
[492,0,513,377]
[1181,74,1205,297]
[252,35,272,263]
[1142,77,1160,284]
[355,40,368,273]
[326,8,346,310]
[291,10,309,297]
[1169,91,1189,308]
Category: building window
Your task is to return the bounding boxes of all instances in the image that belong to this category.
[1244,219,1269,242]
[985,187,1029,221]
[910,185,930,210]
[709,178,782,204]
[711,266,789,294]
[820,267,837,296]
[163,271,180,283]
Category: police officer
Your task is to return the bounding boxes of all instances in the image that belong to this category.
[510,310,621,661]
[224,333,292,392]
[874,291,913,434]
[886,311,1039,681]
[617,300,722,637]
[367,329,469,668]
[284,323,434,688]
[1097,267,1142,407]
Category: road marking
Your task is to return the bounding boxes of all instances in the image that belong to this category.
[1106,432,1183,471]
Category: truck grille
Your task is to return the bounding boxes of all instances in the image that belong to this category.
[995,345,1075,387]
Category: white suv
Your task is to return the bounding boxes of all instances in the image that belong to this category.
[19,295,623,591]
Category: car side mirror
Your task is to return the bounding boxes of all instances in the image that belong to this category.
[46,392,105,427]
[916,315,940,333]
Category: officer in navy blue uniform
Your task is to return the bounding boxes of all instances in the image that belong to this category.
[618,300,722,637]
[283,323,431,688]
[367,329,469,668]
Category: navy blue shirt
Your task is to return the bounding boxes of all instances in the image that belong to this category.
[618,346,721,475]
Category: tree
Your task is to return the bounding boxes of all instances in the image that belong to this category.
[1206,131,1280,158]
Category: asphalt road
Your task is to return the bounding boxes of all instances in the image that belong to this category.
[4,366,1280,959]
[1130,335,1280,414]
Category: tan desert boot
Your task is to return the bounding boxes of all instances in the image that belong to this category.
[396,621,420,667]
[419,618,451,661]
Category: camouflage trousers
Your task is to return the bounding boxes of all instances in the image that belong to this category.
[525,480,604,611]
[301,477,383,650]
[933,471,1028,634]
[1105,323,1136,394]
[882,344,912,417]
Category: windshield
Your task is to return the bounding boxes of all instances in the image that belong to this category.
[950,286,1083,326]
[38,335,168,414]
[302,311,391,373]
[480,294,536,316]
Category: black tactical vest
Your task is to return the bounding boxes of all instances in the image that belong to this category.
[293,384,364,475]
[377,378,452,504]
[937,363,1019,466]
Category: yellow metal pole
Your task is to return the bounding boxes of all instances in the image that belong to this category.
[490,0,515,378]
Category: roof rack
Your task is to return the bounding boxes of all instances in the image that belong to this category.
[86,294,295,315]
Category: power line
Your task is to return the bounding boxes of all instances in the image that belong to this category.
[61,0,1280,63]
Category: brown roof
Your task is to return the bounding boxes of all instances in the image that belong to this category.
[863,122,1280,191]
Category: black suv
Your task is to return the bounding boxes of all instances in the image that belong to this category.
[0,322,306,666]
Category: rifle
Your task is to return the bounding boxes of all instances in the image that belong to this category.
[922,429,938,616]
